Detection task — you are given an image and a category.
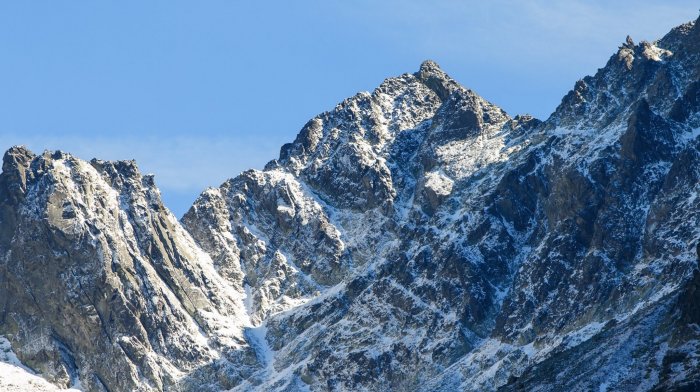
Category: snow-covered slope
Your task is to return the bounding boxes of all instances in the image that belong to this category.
[3,16,700,392]
[0,336,82,392]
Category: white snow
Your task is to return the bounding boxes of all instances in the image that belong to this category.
[0,337,82,391]
[564,321,606,349]
[433,123,516,180]
[424,171,454,197]
[245,325,274,369]
[642,42,673,62]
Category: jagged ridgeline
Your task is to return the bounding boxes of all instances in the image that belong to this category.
[2,16,700,392]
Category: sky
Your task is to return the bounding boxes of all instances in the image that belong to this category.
[1,1,698,216]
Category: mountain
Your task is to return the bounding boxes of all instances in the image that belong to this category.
[2,16,700,392]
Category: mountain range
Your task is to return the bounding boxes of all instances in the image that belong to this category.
[2,16,700,392]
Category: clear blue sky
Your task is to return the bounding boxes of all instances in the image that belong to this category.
[1,1,697,216]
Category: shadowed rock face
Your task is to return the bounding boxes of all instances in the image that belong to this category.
[4,16,700,392]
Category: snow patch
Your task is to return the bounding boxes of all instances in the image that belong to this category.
[0,336,82,391]
[424,171,454,197]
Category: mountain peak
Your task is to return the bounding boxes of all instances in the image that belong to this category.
[415,59,459,100]
[1,146,36,201]
[417,59,444,76]
[2,145,34,172]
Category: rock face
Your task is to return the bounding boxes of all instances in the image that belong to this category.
[0,149,255,391]
[3,16,700,392]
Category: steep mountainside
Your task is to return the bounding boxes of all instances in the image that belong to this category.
[0,149,258,391]
[2,16,700,392]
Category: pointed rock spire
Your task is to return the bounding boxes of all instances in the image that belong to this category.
[415,60,459,101]
[1,146,36,201]
[2,145,34,173]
